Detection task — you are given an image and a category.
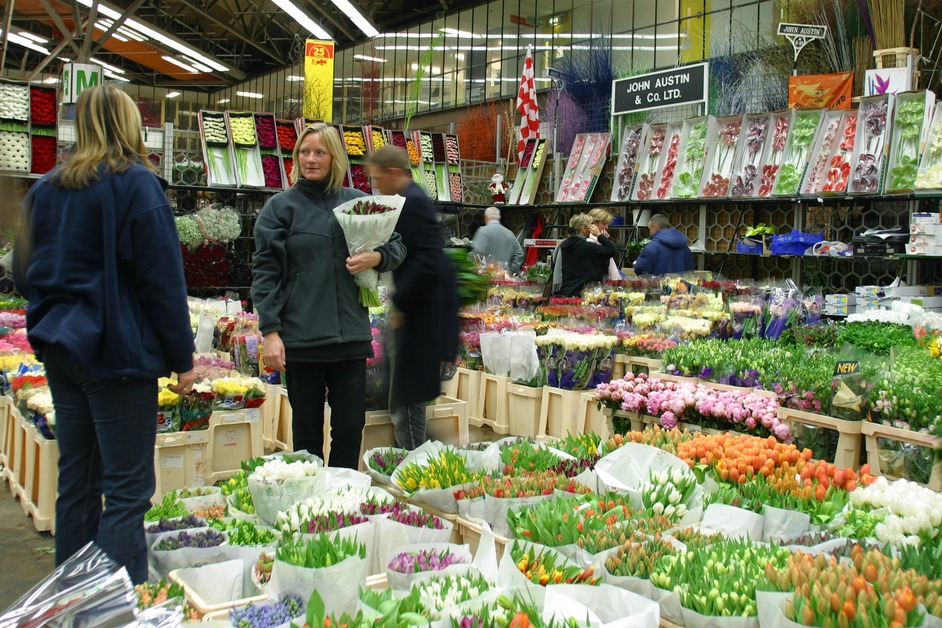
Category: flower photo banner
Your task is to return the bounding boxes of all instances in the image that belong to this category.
[788,72,853,110]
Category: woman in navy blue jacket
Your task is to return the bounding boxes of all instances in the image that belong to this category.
[14,85,195,583]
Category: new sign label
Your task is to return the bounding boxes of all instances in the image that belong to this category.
[611,62,709,115]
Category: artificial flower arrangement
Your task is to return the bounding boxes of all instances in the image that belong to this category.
[518,137,547,205]
[556,133,588,202]
[799,110,845,195]
[699,115,742,198]
[771,108,823,196]
[569,132,611,203]
[534,331,618,390]
[729,113,771,197]
[820,111,858,194]
[885,90,935,193]
[849,94,894,194]
[915,104,942,191]
[653,122,683,200]
[755,110,793,197]
[632,124,667,201]
[670,116,714,199]
[611,124,645,202]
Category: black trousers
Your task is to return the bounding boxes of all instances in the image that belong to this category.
[285,359,365,469]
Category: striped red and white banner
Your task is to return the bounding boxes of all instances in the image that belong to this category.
[515,45,540,164]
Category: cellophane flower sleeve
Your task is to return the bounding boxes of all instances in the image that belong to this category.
[332,195,405,307]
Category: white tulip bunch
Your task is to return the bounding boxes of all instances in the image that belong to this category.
[249,458,320,484]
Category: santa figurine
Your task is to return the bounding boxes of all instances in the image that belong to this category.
[489,172,507,204]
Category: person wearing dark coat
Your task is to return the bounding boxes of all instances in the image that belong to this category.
[633,213,695,276]
[552,213,617,297]
[367,146,459,450]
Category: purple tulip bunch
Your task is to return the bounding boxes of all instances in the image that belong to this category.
[387,548,468,574]
[389,509,445,529]
[306,511,369,534]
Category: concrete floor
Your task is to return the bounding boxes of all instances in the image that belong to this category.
[0,477,57,611]
[0,423,497,612]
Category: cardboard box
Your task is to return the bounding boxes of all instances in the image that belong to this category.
[910,222,942,234]
[855,286,881,297]
[909,234,938,246]
[826,294,856,305]
[911,212,942,224]
[907,244,942,255]
[824,305,853,316]
[905,296,942,308]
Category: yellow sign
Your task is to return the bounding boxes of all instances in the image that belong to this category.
[304,39,334,121]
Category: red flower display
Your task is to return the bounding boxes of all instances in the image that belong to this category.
[276,122,297,151]
[30,87,57,126]
[254,115,277,149]
[30,134,58,174]
[260,154,282,188]
[349,163,372,193]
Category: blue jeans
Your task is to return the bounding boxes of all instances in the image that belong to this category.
[42,344,157,584]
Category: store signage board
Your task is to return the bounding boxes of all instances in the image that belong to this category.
[61,63,102,104]
[611,62,708,115]
[524,238,563,248]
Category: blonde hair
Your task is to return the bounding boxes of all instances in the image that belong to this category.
[587,208,613,226]
[291,123,348,190]
[569,213,592,232]
[53,85,151,189]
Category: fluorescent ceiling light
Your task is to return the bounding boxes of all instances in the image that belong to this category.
[218,98,230,104]
[90,57,125,74]
[440,27,480,39]
[75,0,228,72]
[236,91,264,99]
[270,0,331,40]
[19,31,49,44]
[182,56,213,73]
[353,54,386,62]
[328,0,378,38]
[166,91,181,99]
[162,55,199,73]
[104,71,130,82]
[94,22,128,41]
[287,75,305,82]
[43,77,60,84]
[0,30,50,54]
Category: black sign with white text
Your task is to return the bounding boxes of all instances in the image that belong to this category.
[611,62,709,115]
[777,23,828,39]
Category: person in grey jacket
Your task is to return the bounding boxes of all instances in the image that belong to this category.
[252,123,405,469]
[471,206,524,275]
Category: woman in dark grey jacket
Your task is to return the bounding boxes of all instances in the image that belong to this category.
[252,123,405,468]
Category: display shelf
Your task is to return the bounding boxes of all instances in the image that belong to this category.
[476,373,510,434]
[861,421,942,490]
[777,407,863,469]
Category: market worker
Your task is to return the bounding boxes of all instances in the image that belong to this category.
[552,213,616,297]
[13,85,195,584]
[367,145,459,450]
[632,213,694,276]
[252,123,405,468]
[471,206,524,275]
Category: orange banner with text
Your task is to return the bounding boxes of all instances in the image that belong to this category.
[788,71,853,110]
[304,39,334,121]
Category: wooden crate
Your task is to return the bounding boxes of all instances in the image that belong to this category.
[539,386,584,439]
[649,371,698,385]
[602,407,644,433]
[205,410,264,484]
[0,396,10,467]
[455,515,509,560]
[358,396,470,469]
[271,388,293,452]
[507,384,543,438]
[861,421,941,490]
[11,409,30,500]
[450,367,482,423]
[153,431,210,499]
[777,407,863,469]
[23,425,57,533]
[260,383,283,451]
[579,392,611,438]
[477,373,511,434]
[613,354,628,380]
[624,356,662,376]
[701,381,776,399]
[1,399,20,487]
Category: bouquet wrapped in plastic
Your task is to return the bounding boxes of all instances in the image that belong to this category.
[332,196,404,307]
